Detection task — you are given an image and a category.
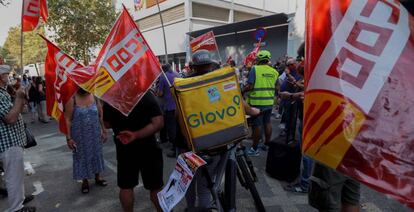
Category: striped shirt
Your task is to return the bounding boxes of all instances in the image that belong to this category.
[0,87,26,153]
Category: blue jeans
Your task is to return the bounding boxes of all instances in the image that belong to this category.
[298,120,313,190]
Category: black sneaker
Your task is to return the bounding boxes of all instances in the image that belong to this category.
[15,206,36,212]
[0,188,7,197]
[166,151,176,158]
[23,194,34,204]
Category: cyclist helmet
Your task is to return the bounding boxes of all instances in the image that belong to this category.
[256,50,271,62]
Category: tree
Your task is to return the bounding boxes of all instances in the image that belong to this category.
[3,26,47,69]
[0,0,9,6]
[47,0,117,64]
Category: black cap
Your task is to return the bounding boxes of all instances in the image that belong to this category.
[192,50,213,66]
[162,64,171,72]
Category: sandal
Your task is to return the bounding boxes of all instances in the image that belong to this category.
[95,179,108,187]
[81,181,89,194]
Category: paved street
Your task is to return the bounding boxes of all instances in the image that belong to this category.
[0,114,412,212]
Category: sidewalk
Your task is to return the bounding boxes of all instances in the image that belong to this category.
[0,114,410,211]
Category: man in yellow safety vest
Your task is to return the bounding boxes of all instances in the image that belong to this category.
[244,50,279,156]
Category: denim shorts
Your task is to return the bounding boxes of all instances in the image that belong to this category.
[250,106,273,127]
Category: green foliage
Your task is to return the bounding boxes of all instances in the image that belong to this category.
[47,0,117,64]
[0,0,9,6]
[0,46,9,61]
[3,26,46,68]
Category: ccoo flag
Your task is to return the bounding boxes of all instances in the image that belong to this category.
[243,39,261,65]
[190,31,219,53]
[22,0,48,32]
[67,6,162,116]
[304,0,414,208]
[41,35,79,135]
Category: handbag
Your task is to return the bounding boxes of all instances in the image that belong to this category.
[24,124,37,149]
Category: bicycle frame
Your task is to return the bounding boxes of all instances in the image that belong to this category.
[199,141,264,212]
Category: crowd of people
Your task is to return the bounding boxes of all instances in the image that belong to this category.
[5,74,50,124]
[0,45,360,212]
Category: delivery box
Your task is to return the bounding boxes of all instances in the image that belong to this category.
[172,67,249,152]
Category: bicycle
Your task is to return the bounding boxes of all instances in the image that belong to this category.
[198,140,266,212]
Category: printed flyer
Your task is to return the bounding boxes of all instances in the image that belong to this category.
[158,152,206,212]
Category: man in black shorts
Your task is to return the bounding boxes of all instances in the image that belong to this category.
[103,91,164,212]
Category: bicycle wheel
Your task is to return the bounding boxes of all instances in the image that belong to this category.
[244,154,258,182]
[236,155,266,212]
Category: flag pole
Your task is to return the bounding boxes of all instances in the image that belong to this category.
[20,0,24,75]
[154,0,173,88]
[123,4,172,87]
[155,0,169,64]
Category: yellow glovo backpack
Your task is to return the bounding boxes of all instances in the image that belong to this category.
[172,66,249,152]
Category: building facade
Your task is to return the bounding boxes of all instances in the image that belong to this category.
[133,0,302,69]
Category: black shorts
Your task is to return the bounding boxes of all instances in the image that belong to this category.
[115,138,164,190]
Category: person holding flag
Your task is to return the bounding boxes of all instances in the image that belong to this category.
[103,91,164,212]
[0,65,36,212]
[77,6,165,212]
[64,87,108,194]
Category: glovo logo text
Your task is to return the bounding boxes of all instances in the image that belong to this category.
[187,95,241,128]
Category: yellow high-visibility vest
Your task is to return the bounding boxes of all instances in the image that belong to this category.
[248,65,279,106]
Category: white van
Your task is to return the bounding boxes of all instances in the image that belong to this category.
[24,63,45,77]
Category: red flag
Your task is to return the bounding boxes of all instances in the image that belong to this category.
[305,0,414,208]
[41,36,79,135]
[226,56,233,64]
[190,31,219,53]
[67,6,162,116]
[22,0,48,32]
[243,39,261,65]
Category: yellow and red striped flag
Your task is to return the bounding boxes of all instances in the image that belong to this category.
[67,6,162,116]
[304,0,414,208]
[22,0,48,32]
[41,36,79,135]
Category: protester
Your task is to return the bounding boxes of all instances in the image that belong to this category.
[28,79,38,123]
[21,75,30,91]
[306,39,360,211]
[34,77,49,123]
[12,78,22,91]
[174,50,223,210]
[240,61,254,92]
[227,59,241,83]
[103,91,164,212]
[0,65,36,212]
[64,87,108,194]
[278,58,302,137]
[180,62,192,77]
[174,50,260,210]
[244,50,279,156]
[309,163,361,212]
[157,64,179,158]
[278,62,312,193]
